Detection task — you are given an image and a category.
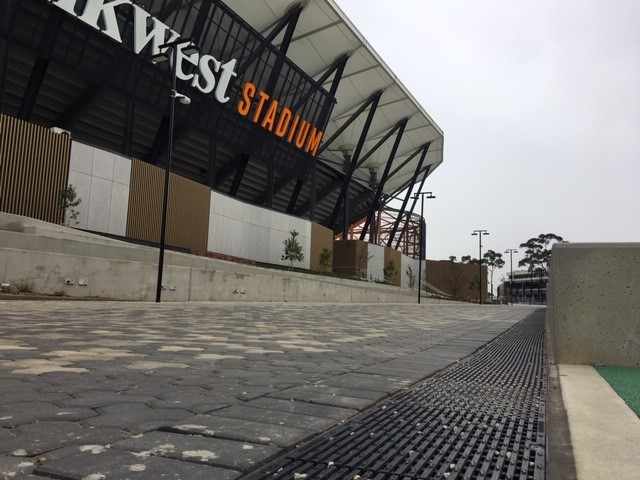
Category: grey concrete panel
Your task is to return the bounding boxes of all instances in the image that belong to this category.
[35,448,240,480]
[548,243,640,366]
[169,414,313,447]
[113,431,279,471]
[208,405,336,431]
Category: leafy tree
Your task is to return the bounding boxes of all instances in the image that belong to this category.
[518,233,564,304]
[406,265,416,290]
[483,249,505,299]
[59,185,81,226]
[383,259,397,283]
[469,275,481,301]
[282,230,304,271]
[318,247,332,273]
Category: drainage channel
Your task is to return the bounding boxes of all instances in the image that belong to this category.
[244,309,547,480]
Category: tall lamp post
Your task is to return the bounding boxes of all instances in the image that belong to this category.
[412,191,435,304]
[471,229,489,304]
[152,39,199,302]
[505,248,518,305]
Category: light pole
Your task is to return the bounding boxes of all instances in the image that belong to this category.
[471,229,489,304]
[412,191,435,304]
[152,39,199,302]
[505,248,518,305]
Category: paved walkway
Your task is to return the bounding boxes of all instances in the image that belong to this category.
[0,301,536,479]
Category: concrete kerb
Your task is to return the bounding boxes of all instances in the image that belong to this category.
[0,213,424,303]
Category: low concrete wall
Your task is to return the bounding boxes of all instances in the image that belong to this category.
[0,213,418,303]
[548,243,640,366]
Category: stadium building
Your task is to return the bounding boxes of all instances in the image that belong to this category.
[0,0,444,299]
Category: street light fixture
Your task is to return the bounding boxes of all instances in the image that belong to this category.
[471,229,489,304]
[152,39,199,303]
[412,191,436,304]
[505,248,518,305]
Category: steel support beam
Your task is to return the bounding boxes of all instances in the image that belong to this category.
[0,39,8,114]
[387,146,430,246]
[18,57,48,121]
[359,118,408,241]
[53,83,103,130]
[207,138,217,188]
[287,179,304,214]
[147,118,191,165]
[236,5,304,77]
[395,163,431,250]
[122,97,135,156]
[316,90,382,158]
[329,92,382,232]
[229,153,250,197]
[253,173,294,205]
[354,120,405,171]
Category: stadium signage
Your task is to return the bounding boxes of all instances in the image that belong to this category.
[47,0,324,156]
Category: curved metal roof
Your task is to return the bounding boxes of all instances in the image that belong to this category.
[226,0,444,197]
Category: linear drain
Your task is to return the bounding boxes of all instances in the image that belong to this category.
[246,310,546,480]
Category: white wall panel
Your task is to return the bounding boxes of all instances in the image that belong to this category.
[208,190,311,269]
[368,243,385,282]
[68,141,131,237]
[401,254,421,290]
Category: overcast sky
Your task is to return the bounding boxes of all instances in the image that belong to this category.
[336,0,640,274]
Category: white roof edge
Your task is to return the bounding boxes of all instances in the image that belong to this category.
[325,0,445,139]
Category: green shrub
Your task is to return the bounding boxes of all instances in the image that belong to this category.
[11,279,34,293]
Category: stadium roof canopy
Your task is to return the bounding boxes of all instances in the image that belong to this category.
[229,0,444,202]
[1,0,443,236]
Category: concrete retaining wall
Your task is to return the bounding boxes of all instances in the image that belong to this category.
[0,213,418,303]
[547,243,640,366]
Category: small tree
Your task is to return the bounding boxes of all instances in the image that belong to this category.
[519,233,564,304]
[469,275,481,301]
[383,259,397,283]
[318,247,332,273]
[282,230,304,271]
[406,265,416,290]
[59,185,81,226]
[483,249,505,300]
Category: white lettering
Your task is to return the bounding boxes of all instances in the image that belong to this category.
[132,4,178,55]
[47,0,240,103]
[215,59,237,104]
[192,55,221,94]
[175,44,198,82]
[78,0,132,43]
[49,0,78,15]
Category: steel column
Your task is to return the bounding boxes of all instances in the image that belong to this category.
[229,153,250,197]
[359,119,408,241]
[316,90,382,157]
[387,146,430,246]
[395,164,431,249]
[287,179,305,214]
[235,5,304,77]
[328,92,382,231]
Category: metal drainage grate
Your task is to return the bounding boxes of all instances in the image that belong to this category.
[246,310,546,480]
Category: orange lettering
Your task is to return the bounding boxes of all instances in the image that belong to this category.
[275,107,292,137]
[305,127,323,156]
[252,91,270,123]
[295,120,310,148]
[261,99,279,132]
[237,82,256,116]
[287,115,300,143]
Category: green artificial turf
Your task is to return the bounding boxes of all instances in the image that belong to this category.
[595,365,640,417]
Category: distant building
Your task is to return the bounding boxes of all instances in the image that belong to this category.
[498,270,548,305]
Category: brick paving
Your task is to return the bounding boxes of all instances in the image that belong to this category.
[0,301,536,479]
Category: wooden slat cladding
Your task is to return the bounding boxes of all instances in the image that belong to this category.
[127,159,209,252]
[0,115,71,223]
